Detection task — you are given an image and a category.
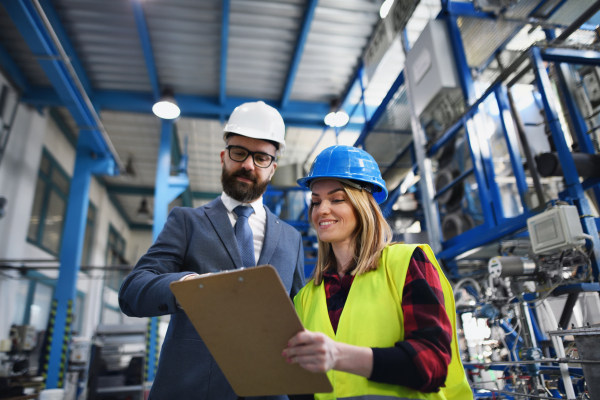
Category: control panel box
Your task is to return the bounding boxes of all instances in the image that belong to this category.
[527,206,586,255]
[405,19,460,117]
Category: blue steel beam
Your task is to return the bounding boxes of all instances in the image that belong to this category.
[38,0,92,96]
[2,0,116,159]
[46,133,115,388]
[280,0,318,109]
[219,0,229,106]
[132,0,160,101]
[445,13,502,225]
[531,46,600,282]
[541,47,600,66]
[0,41,30,93]
[495,86,530,211]
[23,87,331,125]
[147,120,189,381]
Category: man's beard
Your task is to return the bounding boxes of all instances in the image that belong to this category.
[221,165,269,203]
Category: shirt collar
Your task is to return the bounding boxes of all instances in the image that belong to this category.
[221,192,265,217]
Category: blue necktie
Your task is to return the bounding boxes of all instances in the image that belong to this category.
[233,205,256,268]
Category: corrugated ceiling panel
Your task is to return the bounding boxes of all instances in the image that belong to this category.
[0,6,51,87]
[54,0,151,92]
[290,0,381,103]
[227,0,304,100]
[458,16,523,68]
[548,0,595,26]
[101,111,161,187]
[145,0,221,96]
[177,117,225,193]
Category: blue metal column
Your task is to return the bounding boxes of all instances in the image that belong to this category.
[545,41,600,205]
[45,133,115,388]
[280,0,319,109]
[146,120,189,382]
[495,86,530,211]
[444,12,503,225]
[531,47,600,281]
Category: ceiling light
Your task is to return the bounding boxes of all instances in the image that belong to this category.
[152,88,180,119]
[324,111,349,127]
[380,0,394,19]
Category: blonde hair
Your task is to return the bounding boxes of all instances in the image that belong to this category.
[309,182,392,285]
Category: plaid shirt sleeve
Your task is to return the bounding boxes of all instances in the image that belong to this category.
[370,248,453,393]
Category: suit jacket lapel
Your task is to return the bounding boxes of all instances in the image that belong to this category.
[205,197,243,269]
[257,206,282,266]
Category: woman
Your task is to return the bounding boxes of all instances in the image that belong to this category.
[282,145,471,400]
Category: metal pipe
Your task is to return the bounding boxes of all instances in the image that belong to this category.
[506,88,546,208]
[31,0,125,173]
[558,292,579,329]
[552,0,600,44]
[0,264,134,270]
[464,358,600,366]
[536,152,600,178]
[468,388,564,400]
[506,62,532,88]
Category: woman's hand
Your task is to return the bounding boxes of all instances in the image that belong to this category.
[283,330,375,377]
[282,330,339,373]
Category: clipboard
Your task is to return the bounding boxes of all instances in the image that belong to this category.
[169,265,333,397]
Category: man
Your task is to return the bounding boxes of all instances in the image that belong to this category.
[119,101,305,400]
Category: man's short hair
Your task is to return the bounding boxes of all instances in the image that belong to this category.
[225,133,279,152]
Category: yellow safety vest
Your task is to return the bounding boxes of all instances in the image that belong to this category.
[294,243,472,400]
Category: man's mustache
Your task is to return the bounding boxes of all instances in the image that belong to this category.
[234,169,257,183]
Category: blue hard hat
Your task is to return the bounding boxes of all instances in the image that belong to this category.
[297,145,388,204]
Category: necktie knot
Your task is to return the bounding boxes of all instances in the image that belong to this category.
[233,205,255,219]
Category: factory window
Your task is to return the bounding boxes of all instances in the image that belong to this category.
[11,272,86,335]
[27,150,70,255]
[105,224,127,291]
[27,149,96,262]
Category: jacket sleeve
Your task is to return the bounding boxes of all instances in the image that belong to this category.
[119,207,193,317]
[290,233,306,298]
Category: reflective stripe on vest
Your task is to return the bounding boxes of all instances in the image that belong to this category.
[293,244,473,400]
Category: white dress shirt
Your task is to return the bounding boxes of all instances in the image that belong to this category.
[220,192,266,264]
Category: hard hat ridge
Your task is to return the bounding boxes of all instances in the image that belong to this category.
[297,145,388,204]
[223,101,286,156]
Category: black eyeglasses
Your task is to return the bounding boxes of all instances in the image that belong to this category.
[225,145,276,168]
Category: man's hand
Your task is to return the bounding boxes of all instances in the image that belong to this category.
[180,273,200,281]
[282,330,339,373]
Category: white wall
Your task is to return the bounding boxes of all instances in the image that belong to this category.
[0,70,144,340]
[0,73,49,338]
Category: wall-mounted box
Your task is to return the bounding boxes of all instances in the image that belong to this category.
[405,20,460,117]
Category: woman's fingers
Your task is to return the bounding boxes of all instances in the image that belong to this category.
[287,330,322,348]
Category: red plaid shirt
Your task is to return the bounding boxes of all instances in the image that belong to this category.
[322,248,452,393]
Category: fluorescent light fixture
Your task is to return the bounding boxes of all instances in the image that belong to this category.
[152,89,180,119]
[380,0,393,19]
[324,111,349,127]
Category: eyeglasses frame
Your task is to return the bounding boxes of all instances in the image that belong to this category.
[225,145,276,168]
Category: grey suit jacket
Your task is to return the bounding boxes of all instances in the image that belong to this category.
[119,198,305,400]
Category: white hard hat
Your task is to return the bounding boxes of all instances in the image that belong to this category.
[223,101,286,156]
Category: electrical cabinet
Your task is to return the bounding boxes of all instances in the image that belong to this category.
[405,19,461,117]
